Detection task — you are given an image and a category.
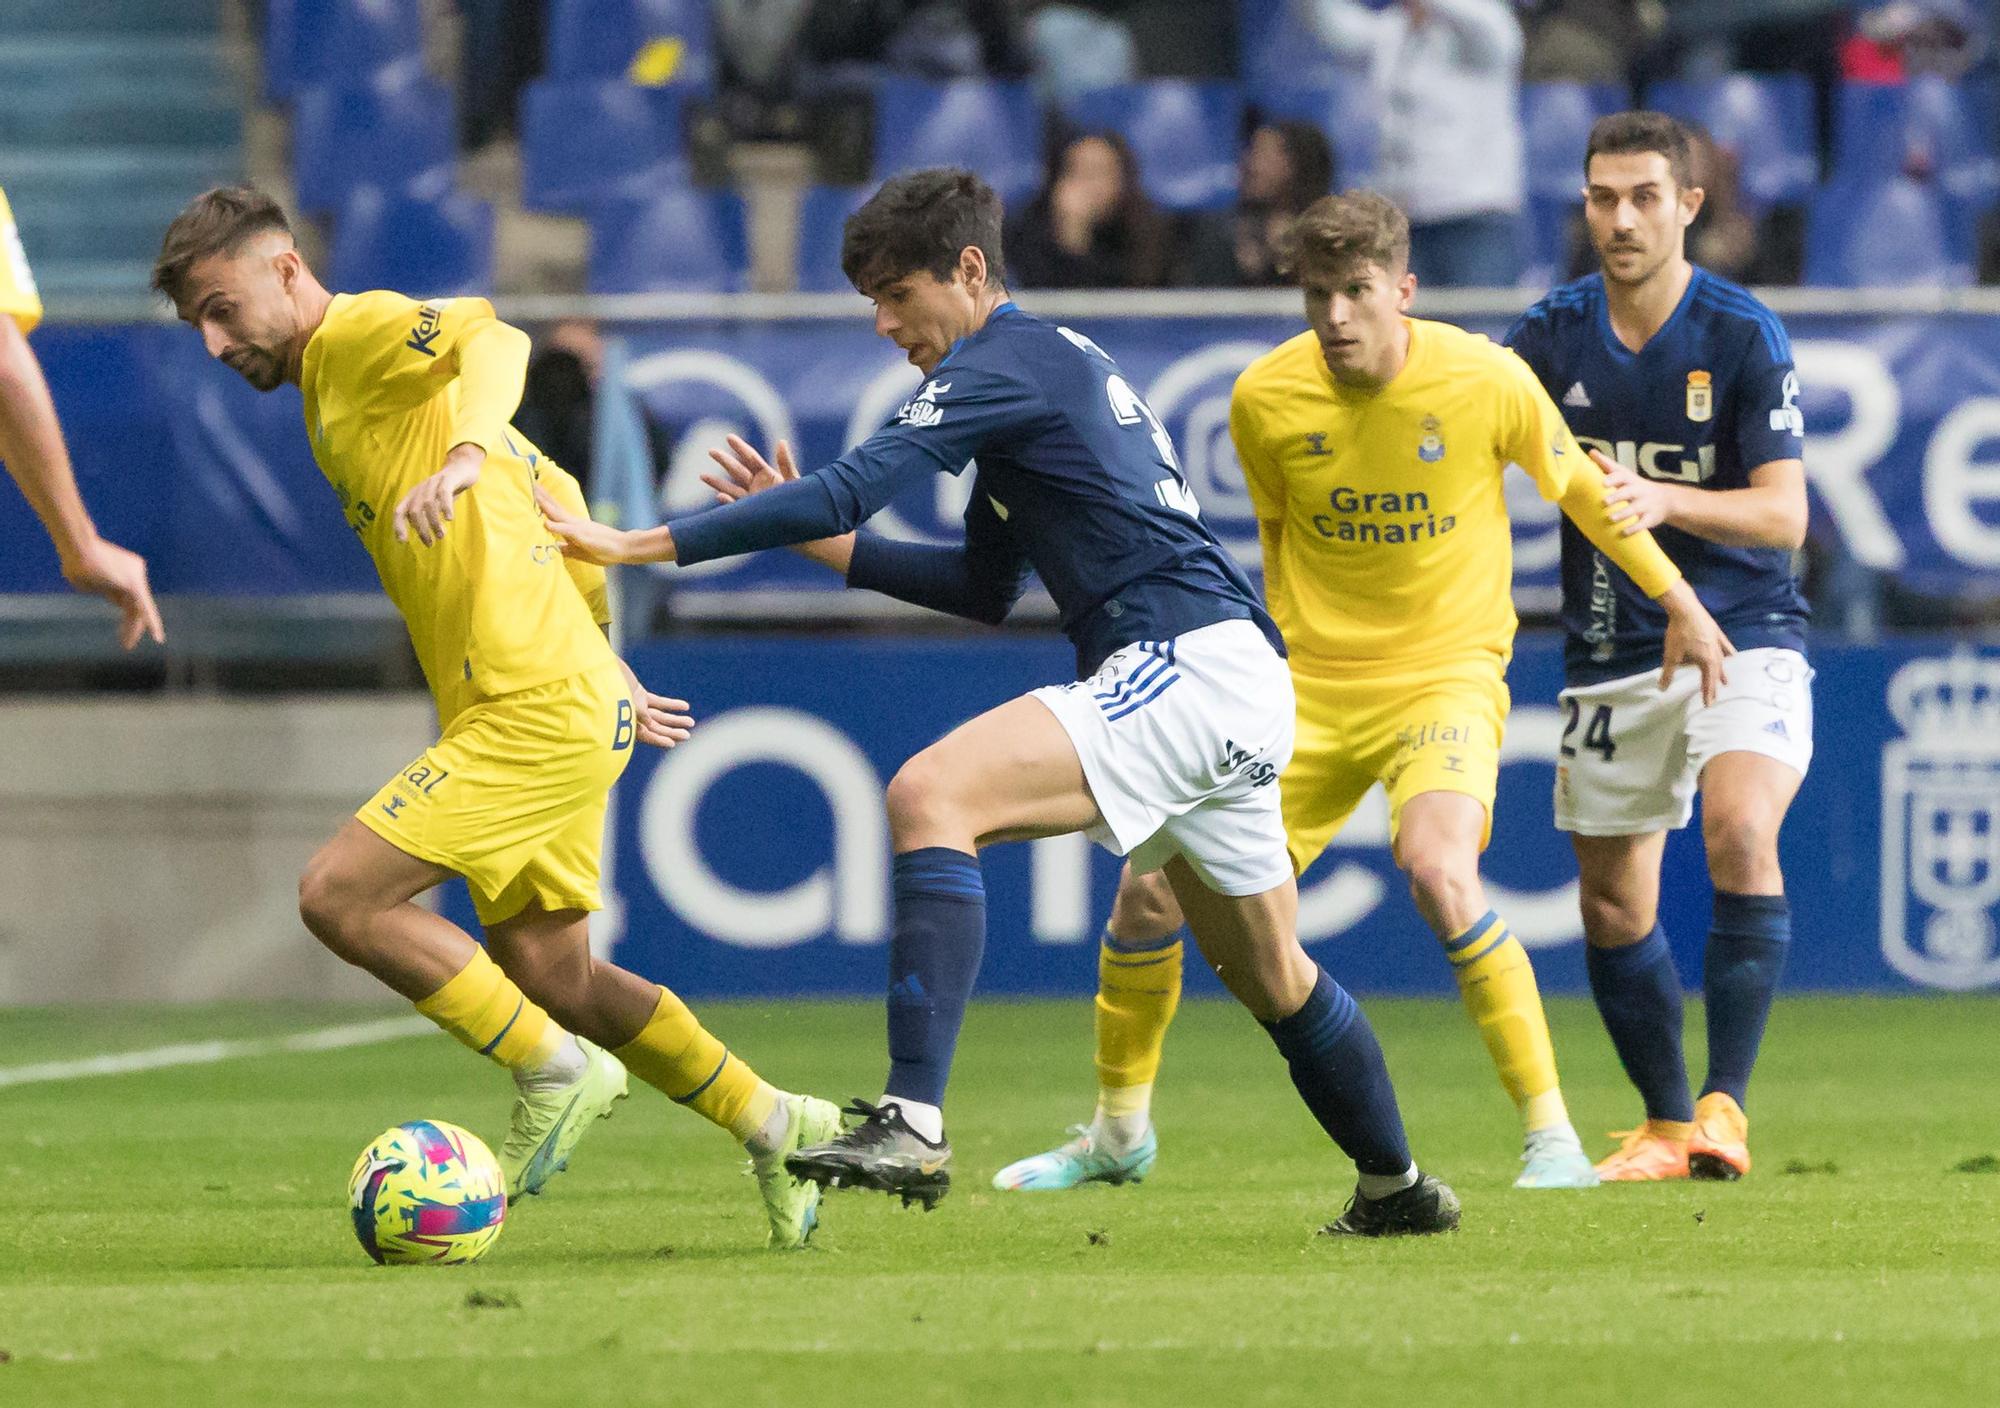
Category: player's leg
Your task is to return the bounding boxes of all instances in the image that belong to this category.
[296,819,587,1100]
[992,862,1183,1191]
[487,902,839,1245]
[1392,790,1594,1188]
[1574,831,1695,1179]
[1688,744,1807,1180]
[786,690,1101,1206]
[1162,857,1458,1236]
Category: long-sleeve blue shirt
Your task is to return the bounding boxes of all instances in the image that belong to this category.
[669,302,1281,675]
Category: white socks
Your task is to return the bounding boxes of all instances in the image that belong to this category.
[1355,1163,1419,1200]
[1090,1101,1152,1156]
[515,1032,588,1094]
[886,1096,945,1143]
[743,1088,792,1158]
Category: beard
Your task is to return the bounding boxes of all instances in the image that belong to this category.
[228,346,284,391]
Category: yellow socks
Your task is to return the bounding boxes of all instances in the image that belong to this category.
[1442,910,1569,1133]
[613,986,778,1143]
[1093,931,1183,1134]
[414,946,565,1074]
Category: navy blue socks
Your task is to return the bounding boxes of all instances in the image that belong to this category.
[883,848,986,1111]
[1701,891,1790,1107]
[1586,925,1694,1123]
[1261,966,1413,1176]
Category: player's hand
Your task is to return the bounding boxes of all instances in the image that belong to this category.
[1593,449,1674,537]
[533,486,675,564]
[1657,579,1734,705]
[60,536,164,649]
[703,435,853,570]
[616,658,695,748]
[394,444,485,546]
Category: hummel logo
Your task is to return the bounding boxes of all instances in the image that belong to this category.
[1763,718,1790,740]
[1303,431,1333,456]
[1563,381,1591,408]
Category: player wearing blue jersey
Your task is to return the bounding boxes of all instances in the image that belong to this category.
[542,168,1460,1235]
[1506,113,1811,1181]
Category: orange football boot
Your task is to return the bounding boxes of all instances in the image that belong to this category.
[1594,1119,1693,1181]
[1689,1092,1751,1180]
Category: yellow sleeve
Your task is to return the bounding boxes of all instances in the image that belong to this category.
[1496,347,1682,599]
[1228,374,1288,615]
[330,292,529,455]
[536,457,613,627]
[0,188,44,335]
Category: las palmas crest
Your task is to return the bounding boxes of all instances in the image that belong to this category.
[1417,414,1444,463]
[1879,654,2000,989]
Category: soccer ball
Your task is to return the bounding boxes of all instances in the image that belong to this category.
[347,1120,507,1266]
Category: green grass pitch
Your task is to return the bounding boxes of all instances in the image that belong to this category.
[1,995,1996,1406]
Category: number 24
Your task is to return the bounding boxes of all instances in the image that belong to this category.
[1561,700,1616,761]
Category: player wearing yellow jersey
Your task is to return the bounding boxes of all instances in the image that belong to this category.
[996,191,1730,1193]
[0,184,162,648]
[152,188,838,1247]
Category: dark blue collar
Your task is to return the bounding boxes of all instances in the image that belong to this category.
[937,301,1019,371]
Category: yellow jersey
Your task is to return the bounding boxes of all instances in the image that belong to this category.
[1231,318,1680,675]
[300,290,613,724]
[0,186,43,333]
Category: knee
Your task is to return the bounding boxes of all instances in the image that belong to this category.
[1402,852,1482,930]
[885,751,958,843]
[298,856,359,958]
[1703,810,1780,892]
[1108,866,1182,942]
[1578,884,1654,947]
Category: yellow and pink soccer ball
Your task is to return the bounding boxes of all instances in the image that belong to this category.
[347,1120,507,1265]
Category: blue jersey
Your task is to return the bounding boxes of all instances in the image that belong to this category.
[1505,269,1809,686]
[669,302,1281,675]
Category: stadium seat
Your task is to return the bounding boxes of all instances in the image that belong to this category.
[1646,73,1818,208]
[796,185,872,293]
[1803,176,1974,287]
[1835,77,2000,206]
[293,70,456,217]
[873,79,1041,204]
[547,0,714,90]
[1238,0,1342,90]
[330,186,495,296]
[1252,79,1381,190]
[264,0,424,104]
[588,189,749,293]
[1522,82,1624,201]
[519,80,687,214]
[1061,82,1244,212]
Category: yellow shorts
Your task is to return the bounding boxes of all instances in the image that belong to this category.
[358,659,635,928]
[1283,658,1509,875]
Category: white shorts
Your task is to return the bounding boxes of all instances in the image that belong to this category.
[1554,646,1815,837]
[1032,618,1295,896]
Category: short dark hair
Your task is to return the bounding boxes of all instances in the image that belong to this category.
[1279,189,1410,281]
[152,186,293,306]
[840,167,1006,294]
[1585,111,1695,189]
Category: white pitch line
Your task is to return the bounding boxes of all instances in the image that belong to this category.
[0,1015,435,1089]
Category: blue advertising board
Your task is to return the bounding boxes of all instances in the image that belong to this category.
[560,635,2000,999]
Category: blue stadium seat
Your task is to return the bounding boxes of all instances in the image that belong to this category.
[796,185,872,293]
[1238,0,1342,90]
[547,0,714,90]
[519,80,687,214]
[1523,82,1624,201]
[589,189,749,293]
[1062,82,1244,212]
[1835,77,1999,206]
[1804,177,1974,287]
[331,186,495,296]
[293,70,456,217]
[873,79,1041,204]
[1252,79,1381,190]
[265,0,424,104]
[1646,73,1818,208]
[1519,195,1582,289]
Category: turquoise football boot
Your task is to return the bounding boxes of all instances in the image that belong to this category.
[1514,1122,1601,1189]
[991,1124,1158,1192]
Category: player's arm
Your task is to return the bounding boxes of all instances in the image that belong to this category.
[0,315,163,647]
[1414,0,1523,68]
[383,298,535,545]
[1598,344,1809,551]
[1502,353,1734,700]
[542,363,1035,567]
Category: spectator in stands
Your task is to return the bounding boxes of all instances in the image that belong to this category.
[460,0,547,153]
[1843,0,1987,81]
[1177,119,1337,286]
[1005,130,1171,288]
[1297,0,1526,286]
[517,320,604,499]
[1026,4,1139,105]
[1521,0,1658,84]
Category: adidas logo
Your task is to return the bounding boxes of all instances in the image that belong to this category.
[1763,718,1790,739]
[1563,381,1592,408]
